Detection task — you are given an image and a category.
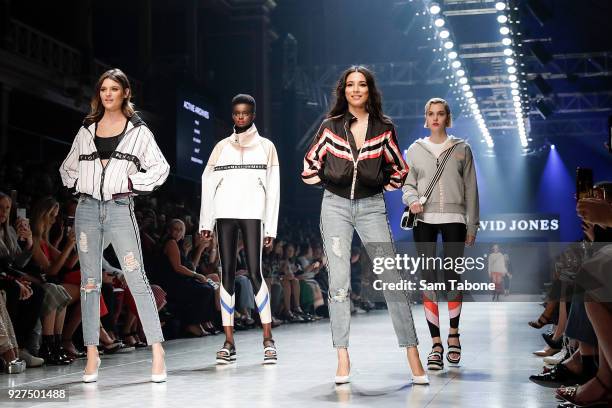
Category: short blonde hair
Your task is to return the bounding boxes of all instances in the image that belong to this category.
[424,97,453,128]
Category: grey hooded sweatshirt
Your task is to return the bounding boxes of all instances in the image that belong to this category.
[402,135,480,236]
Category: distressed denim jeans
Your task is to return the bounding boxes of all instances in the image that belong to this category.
[320,191,419,348]
[75,195,164,346]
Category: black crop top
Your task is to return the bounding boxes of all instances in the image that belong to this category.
[95,121,128,159]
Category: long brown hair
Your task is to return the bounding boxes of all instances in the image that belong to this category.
[30,197,59,242]
[85,68,135,124]
[327,65,392,124]
[0,192,17,255]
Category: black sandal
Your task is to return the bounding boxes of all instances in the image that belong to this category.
[529,313,552,329]
[216,341,236,365]
[447,333,461,366]
[427,343,444,370]
[263,338,277,365]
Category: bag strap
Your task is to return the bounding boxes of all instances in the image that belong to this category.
[421,143,459,201]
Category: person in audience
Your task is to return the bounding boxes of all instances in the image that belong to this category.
[29,197,74,365]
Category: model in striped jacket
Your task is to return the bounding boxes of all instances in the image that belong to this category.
[59,68,168,384]
[301,66,428,386]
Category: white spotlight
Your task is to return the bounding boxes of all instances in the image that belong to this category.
[514,101,522,108]
[435,18,445,27]
[448,51,458,59]
[456,69,465,77]
[507,66,517,74]
[504,48,513,56]
[497,15,508,24]
[459,77,468,84]
[430,3,441,14]
[468,97,476,104]
[471,103,478,109]
[508,74,518,82]
[500,26,510,35]
[513,95,520,102]
[439,30,450,39]
[511,82,519,89]
[505,57,515,65]
[465,91,474,98]
[462,84,471,91]
[451,60,461,69]
[502,37,512,46]
[511,89,520,95]
[495,2,506,11]
[444,41,454,49]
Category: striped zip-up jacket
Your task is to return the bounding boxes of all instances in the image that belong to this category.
[301,112,408,199]
[59,114,169,200]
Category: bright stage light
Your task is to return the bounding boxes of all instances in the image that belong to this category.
[513,95,520,102]
[500,26,510,35]
[502,37,512,46]
[430,3,441,14]
[439,30,450,39]
[456,69,465,77]
[507,66,517,74]
[511,89,519,95]
[459,77,468,84]
[497,15,508,24]
[495,2,506,11]
[435,18,445,27]
[505,57,515,65]
[451,60,461,68]
[508,74,517,82]
[468,97,476,104]
[465,91,473,98]
[511,82,519,89]
[448,51,458,59]
[462,84,470,91]
[504,48,513,56]
[444,41,454,49]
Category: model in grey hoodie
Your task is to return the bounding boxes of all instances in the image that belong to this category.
[402,135,480,237]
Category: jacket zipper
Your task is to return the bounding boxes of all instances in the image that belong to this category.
[344,121,365,200]
[258,178,267,195]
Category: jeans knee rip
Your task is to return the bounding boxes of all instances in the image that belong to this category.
[331,236,342,257]
[79,232,88,253]
[331,288,349,303]
[123,252,140,272]
[81,278,101,294]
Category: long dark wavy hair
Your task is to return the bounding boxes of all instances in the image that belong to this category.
[327,65,392,124]
[84,68,135,124]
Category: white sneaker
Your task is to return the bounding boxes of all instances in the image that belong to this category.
[543,349,568,366]
[19,349,45,367]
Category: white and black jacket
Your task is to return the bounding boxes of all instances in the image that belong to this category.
[199,124,280,238]
[59,114,169,200]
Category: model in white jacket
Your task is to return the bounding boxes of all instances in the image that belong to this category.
[198,94,280,365]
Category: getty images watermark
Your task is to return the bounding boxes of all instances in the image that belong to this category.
[370,254,496,292]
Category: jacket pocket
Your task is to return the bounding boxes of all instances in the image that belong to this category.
[213,178,224,198]
[257,178,266,195]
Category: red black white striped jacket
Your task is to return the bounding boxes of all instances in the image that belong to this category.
[301,112,408,199]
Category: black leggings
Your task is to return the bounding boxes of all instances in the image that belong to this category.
[413,222,467,339]
[216,218,271,326]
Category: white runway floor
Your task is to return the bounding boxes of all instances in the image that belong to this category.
[1,301,559,407]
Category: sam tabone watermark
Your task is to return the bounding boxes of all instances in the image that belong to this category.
[371,254,495,292]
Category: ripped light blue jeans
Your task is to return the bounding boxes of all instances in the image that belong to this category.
[320,190,419,348]
[75,195,164,346]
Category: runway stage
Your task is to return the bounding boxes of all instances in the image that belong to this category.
[1,302,557,407]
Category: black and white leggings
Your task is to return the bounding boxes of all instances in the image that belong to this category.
[215,218,271,326]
